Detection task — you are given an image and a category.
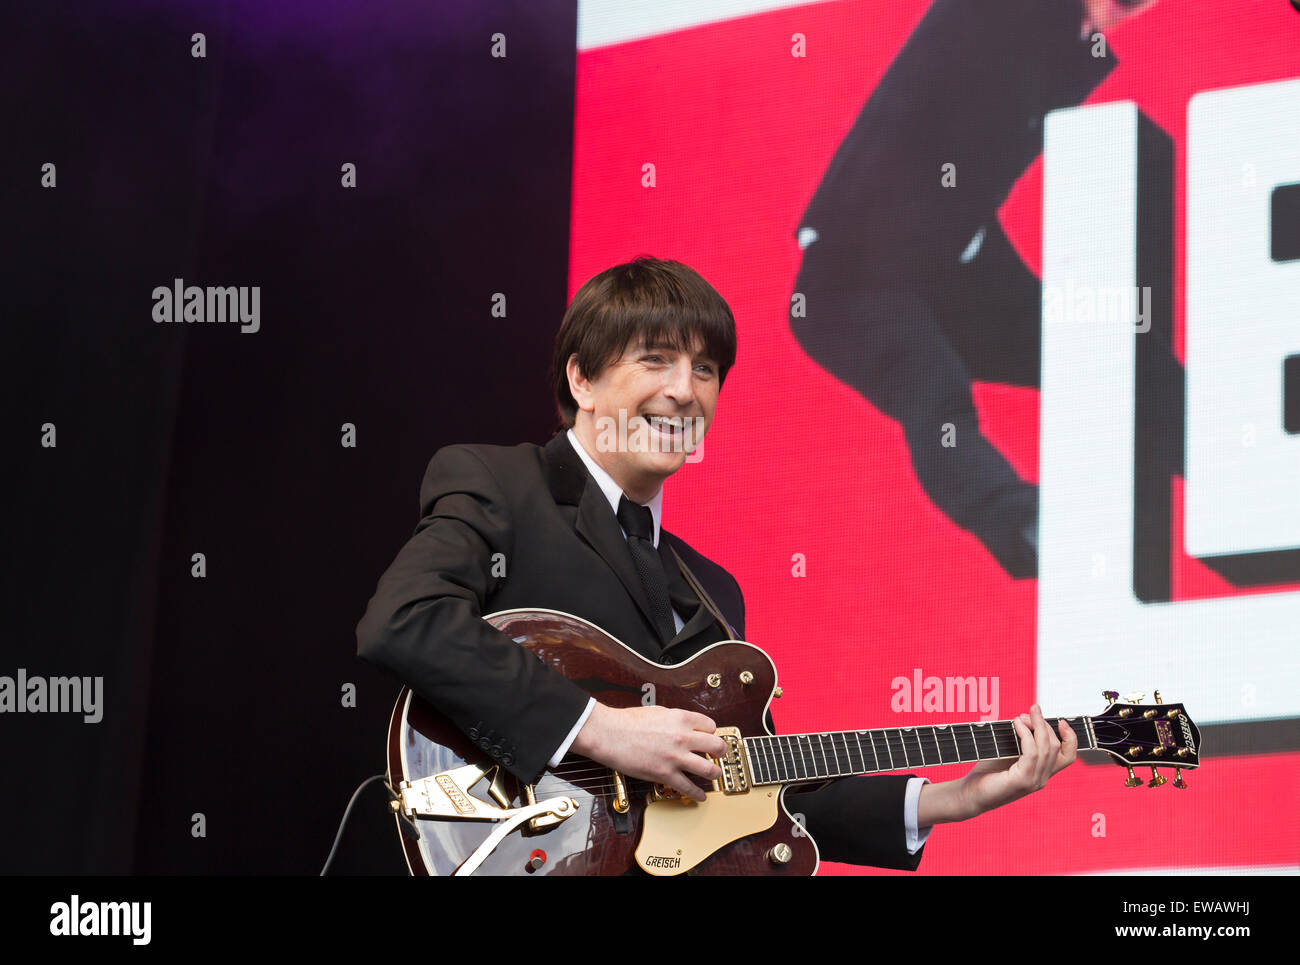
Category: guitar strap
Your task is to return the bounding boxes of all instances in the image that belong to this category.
[668,545,740,640]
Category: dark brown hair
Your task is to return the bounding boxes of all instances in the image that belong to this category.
[552,256,737,428]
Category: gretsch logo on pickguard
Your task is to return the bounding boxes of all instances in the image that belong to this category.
[644,855,682,869]
[435,774,476,815]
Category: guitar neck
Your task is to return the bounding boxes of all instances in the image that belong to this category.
[744,717,1096,785]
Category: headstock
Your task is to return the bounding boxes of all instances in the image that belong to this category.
[1091,690,1200,789]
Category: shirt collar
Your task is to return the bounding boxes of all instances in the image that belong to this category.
[567,427,662,547]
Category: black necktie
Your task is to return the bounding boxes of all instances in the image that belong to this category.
[616,495,676,646]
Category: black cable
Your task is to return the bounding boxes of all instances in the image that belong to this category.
[319,774,398,876]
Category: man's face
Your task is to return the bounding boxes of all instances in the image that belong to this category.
[569,336,720,499]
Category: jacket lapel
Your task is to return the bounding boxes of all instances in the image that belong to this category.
[658,535,714,649]
[541,432,662,647]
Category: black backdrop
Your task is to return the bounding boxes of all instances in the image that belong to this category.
[7,0,578,874]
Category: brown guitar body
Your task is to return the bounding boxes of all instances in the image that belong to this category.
[386,609,819,876]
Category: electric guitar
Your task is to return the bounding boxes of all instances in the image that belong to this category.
[385,609,1200,875]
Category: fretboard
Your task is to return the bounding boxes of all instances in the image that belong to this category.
[744,718,1096,785]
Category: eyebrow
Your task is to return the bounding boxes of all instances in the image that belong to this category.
[641,340,715,362]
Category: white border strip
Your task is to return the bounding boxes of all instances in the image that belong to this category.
[1083,864,1299,876]
[578,0,824,50]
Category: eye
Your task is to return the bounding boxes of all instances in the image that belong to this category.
[694,362,717,377]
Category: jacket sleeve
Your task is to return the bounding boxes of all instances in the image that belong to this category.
[355,445,592,784]
[786,776,924,871]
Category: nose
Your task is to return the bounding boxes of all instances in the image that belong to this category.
[661,356,696,406]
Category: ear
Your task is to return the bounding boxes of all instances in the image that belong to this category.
[566,354,597,414]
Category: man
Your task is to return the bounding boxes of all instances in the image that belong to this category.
[356,256,1074,872]
[790,0,1173,579]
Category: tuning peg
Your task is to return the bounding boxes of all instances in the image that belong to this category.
[1172,768,1188,790]
[1124,766,1143,788]
[1103,690,1119,706]
[1154,690,1162,704]
[1122,692,1146,703]
[1148,767,1167,788]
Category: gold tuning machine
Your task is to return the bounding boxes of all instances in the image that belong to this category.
[1148,767,1167,788]
[1154,690,1162,704]
[1103,690,1119,706]
[1124,766,1143,788]
[1172,768,1188,790]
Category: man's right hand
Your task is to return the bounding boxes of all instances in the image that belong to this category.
[570,703,726,802]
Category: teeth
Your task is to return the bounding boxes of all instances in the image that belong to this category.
[648,416,683,430]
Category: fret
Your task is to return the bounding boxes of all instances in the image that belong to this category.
[931,727,945,765]
[881,730,898,770]
[908,728,928,766]
[816,734,831,777]
[944,725,961,762]
[837,732,857,774]
[795,735,811,780]
[750,738,767,784]
[920,727,935,765]
[890,729,911,768]
[765,737,778,782]
[864,731,881,773]
[953,723,978,761]
[770,737,787,784]
[1064,717,1092,751]
[856,732,876,774]
[836,733,852,775]
[905,728,926,767]
[911,728,928,765]
[828,733,846,776]
[989,722,1003,758]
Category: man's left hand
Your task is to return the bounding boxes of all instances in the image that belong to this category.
[958,704,1077,819]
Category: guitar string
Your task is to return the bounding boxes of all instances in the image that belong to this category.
[533,748,1169,797]
[543,733,1154,780]
[469,717,1158,802]
[532,752,1185,801]
[542,720,1131,782]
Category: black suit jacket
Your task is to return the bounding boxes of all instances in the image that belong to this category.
[356,431,924,869]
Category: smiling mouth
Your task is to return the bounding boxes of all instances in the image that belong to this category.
[645,415,686,434]
[640,414,701,452]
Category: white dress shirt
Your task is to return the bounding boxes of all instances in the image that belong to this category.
[549,428,930,855]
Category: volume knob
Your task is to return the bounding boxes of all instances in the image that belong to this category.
[767,843,793,866]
